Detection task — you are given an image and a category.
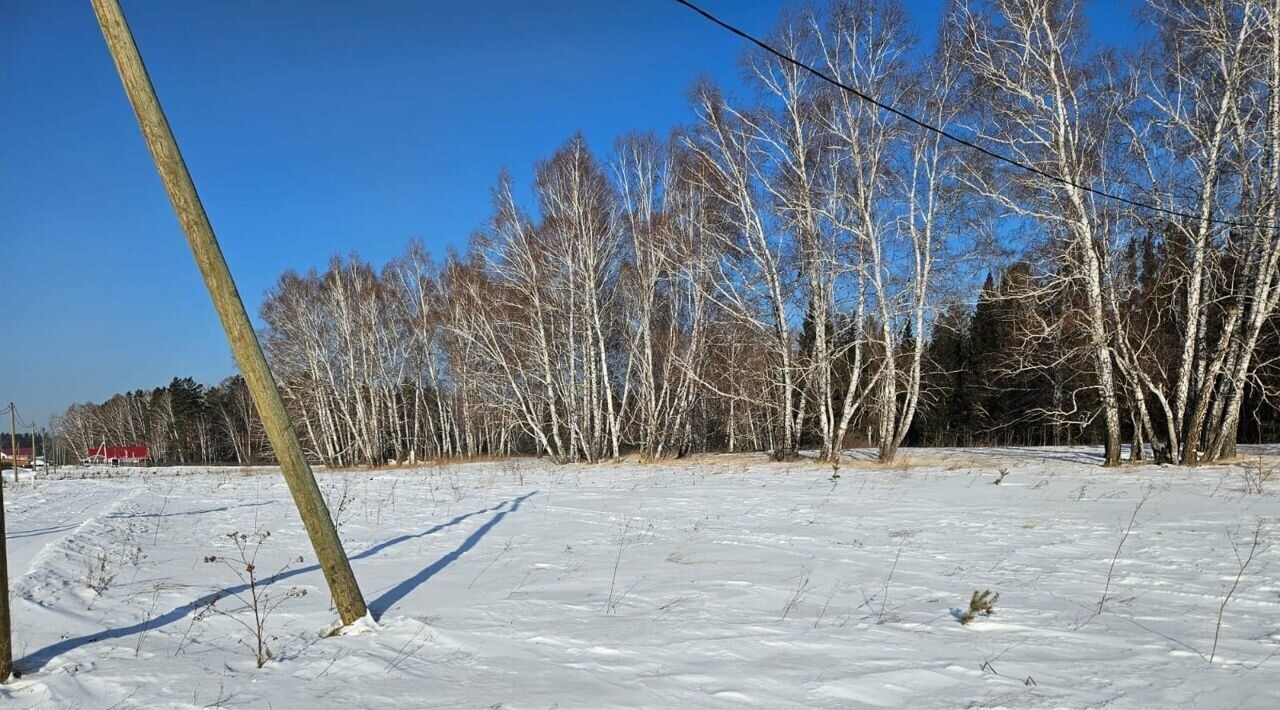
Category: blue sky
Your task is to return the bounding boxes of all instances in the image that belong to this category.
[1,0,1139,425]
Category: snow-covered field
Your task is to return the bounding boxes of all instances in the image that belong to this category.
[1,448,1278,709]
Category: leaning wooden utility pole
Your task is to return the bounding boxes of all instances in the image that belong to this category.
[1,405,11,682]
[90,0,368,624]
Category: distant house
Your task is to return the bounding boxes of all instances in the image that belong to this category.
[85,445,149,465]
[1,446,33,466]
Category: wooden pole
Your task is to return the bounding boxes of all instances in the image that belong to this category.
[1,405,12,681]
[89,0,367,624]
[8,408,16,485]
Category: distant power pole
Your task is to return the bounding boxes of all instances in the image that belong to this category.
[1,404,11,681]
[8,405,15,484]
[89,0,367,624]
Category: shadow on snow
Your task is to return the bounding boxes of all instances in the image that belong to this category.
[367,490,534,617]
[104,501,275,520]
[15,491,537,674]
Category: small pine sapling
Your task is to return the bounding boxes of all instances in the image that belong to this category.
[959,589,999,625]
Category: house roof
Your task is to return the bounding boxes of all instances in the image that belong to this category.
[86,445,149,459]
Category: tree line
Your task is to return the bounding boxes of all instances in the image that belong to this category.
[55,0,1280,468]
[53,376,266,465]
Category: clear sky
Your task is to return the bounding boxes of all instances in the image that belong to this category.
[1,0,1139,426]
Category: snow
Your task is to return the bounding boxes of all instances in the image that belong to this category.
[1,448,1278,708]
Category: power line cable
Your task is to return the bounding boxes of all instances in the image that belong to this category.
[671,0,1274,232]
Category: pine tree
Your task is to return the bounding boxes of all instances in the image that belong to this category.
[919,304,974,445]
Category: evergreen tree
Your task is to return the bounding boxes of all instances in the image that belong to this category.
[918,304,974,445]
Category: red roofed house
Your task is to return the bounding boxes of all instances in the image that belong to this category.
[85,445,149,465]
[2,446,33,466]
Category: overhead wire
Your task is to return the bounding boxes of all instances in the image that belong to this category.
[671,0,1274,232]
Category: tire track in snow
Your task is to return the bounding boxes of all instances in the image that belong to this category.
[7,482,143,597]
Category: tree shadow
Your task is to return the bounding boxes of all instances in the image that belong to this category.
[368,491,535,619]
[6,523,79,540]
[1028,448,1105,465]
[945,447,1105,466]
[16,491,538,674]
[105,501,274,519]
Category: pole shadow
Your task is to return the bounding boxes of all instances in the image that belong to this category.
[15,490,538,674]
[368,491,535,618]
